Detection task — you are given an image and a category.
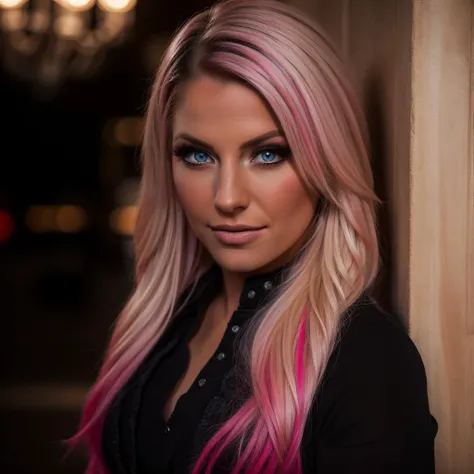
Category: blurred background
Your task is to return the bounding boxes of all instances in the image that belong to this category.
[0,1,214,473]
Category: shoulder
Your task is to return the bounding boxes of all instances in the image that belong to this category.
[326,296,426,385]
[316,294,435,435]
[306,296,437,473]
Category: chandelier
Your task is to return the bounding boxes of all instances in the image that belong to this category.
[0,0,137,91]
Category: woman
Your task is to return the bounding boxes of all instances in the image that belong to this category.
[71,1,437,473]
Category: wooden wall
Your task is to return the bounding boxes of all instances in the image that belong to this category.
[410,0,473,471]
[287,0,474,472]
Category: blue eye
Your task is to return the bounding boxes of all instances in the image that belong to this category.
[253,147,290,165]
[191,151,211,163]
[173,144,213,167]
[260,151,277,162]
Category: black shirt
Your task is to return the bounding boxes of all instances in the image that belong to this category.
[135,291,252,473]
[102,266,438,473]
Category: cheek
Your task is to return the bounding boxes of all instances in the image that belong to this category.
[257,172,316,225]
[172,167,213,221]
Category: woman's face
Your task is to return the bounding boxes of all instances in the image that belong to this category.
[171,75,317,274]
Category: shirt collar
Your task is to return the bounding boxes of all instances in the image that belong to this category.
[195,263,289,312]
[237,266,288,310]
[177,263,291,327]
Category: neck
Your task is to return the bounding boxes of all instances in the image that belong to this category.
[220,269,246,317]
[213,244,303,321]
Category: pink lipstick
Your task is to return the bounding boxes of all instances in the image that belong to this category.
[210,225,266,245]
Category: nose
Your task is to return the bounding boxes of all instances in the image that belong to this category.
[214,163,250,214]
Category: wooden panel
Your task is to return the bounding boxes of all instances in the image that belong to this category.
[390,0,413,320]
[285,0,347,56]
[410,0,474,472]
[468,3,474,337]
[468,8,474,471]
[313,0,348,58]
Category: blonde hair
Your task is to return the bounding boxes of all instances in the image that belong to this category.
[71,1,380,472]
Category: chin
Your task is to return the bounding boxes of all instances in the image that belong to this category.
[210,248,275,274]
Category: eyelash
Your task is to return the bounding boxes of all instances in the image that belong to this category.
[172,144,291,169]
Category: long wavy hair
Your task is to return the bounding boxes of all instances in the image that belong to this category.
[70,1,380,473]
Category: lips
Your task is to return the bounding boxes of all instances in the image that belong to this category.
[209,225,267,245]
[210,225,266,232]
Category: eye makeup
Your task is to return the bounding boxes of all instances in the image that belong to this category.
[171,142,291,169]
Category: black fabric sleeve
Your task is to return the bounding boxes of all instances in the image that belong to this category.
[313,304,438,474]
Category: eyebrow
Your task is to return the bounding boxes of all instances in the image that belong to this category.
[172,130,284,153]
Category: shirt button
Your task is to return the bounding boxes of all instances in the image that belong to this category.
[197,378,207,387]
[264,281,273,291]
[164,425,171,434]
[231,325,240,333]
[247,290,256,299]
[216,352,226,361]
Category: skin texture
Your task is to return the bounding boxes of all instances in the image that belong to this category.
[171,75,317,311]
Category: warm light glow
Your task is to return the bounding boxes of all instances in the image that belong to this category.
[30,10,49,33]
[0,0,28,9]
[54,0,96,12]
[54,12,84,38]
[109,205,137,236]
[113,116,143,147]
[26,205,87,233]
[26,206,56,233]
[1,8,27,32]
[2,0,136,87]
[98,0,136,13]
[56,205,87,233]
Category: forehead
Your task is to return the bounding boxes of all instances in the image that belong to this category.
[172,75,280,142]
